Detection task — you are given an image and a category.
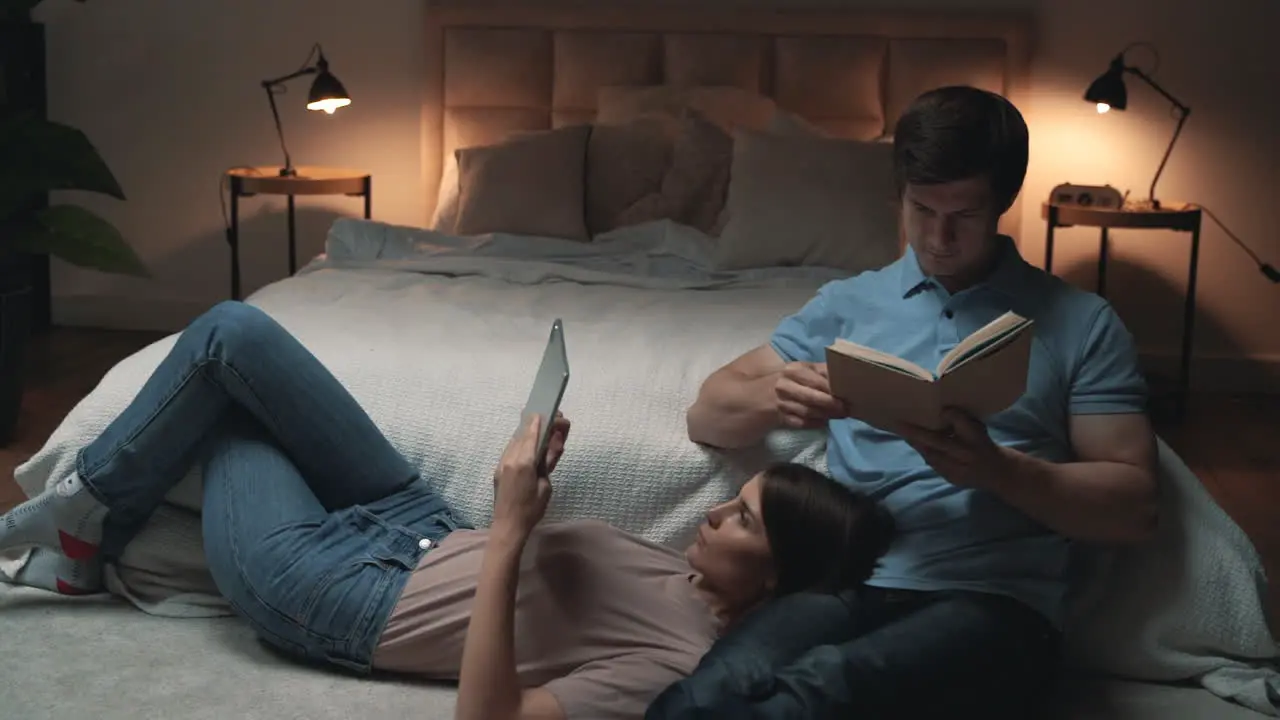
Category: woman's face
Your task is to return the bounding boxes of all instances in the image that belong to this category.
[685,473,776,606]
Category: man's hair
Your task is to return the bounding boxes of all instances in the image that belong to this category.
[892,85,1030,213]
[758,462,895,597]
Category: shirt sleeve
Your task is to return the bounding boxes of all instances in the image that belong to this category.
[1069,301,1148,415]
[544,652,692,720]
[769,281,847,364]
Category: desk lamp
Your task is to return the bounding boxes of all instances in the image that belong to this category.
[262,43,351,177]
[1085,44,1279,283]
[1084,43,1189,211]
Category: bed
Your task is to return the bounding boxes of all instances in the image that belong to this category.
[2,2,1277,719]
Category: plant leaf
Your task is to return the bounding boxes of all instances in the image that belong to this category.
[8,205,149,278]
[0,113,127,219]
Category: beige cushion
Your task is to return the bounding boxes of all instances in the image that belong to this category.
[432,113,555,234]
[705,109,832,236]
[597,85,778,134]
[774,34,886,140]
[615,111,733,236]
[714,130,901,273]
[585,114,682,236]
[453,125,591,240]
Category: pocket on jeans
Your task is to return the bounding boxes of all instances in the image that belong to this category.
[296,556,388,643]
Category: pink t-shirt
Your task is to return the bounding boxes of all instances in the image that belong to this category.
[373,520,719,719]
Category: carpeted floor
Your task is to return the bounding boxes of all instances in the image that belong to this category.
[0,585,460,720]
[1,583,1269,720]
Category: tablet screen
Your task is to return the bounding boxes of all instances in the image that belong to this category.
[517,318,570,474]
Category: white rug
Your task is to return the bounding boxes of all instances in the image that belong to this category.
[0,585,459,720]
[0,583,1268,720]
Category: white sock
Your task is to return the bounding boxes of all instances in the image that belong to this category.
[1,546,103,596]
[0,474,109,560]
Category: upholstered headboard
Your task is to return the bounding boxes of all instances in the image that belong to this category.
[423,2,1033,238]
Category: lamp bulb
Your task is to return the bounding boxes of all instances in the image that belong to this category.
[306,97,351,114]
[1096,103,1111,114]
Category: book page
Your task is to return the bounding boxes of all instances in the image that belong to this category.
[936,312,1032,376]
[830,338,934,381]
[936,326,1033,419]
[940,320,1032,376]
[825,347,946,430]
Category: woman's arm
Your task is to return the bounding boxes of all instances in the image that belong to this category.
[455,414,570,720]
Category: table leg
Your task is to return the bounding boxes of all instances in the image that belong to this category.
[1178,220,1202,421]
[364,177,372,219]
[229,180,241,301]
[1044,205,1057,274]
[287,194,296,276]
[1097,227,1109,298]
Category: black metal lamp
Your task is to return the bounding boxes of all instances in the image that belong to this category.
[1084,44,1189,210]
[1085,45,1278,283]
[262,43,351,177]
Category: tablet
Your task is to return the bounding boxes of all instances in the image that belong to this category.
[516,318,570,474]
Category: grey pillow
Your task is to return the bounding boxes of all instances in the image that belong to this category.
[714,129,901,273]
[454,125,592,241]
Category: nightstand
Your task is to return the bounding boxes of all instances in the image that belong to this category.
[1041,201,1203,421]
[225,166,372,301]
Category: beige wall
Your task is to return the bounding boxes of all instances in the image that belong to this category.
[32,0,1280,389]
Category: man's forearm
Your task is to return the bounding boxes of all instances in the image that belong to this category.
[455,526,526,720]
[687,371,780,449]
[997,449,1158,544]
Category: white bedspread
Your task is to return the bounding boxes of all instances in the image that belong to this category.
[6,218,1276,715]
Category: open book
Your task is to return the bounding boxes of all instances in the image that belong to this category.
[825,311,1034,431]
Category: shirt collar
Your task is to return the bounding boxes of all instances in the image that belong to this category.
[897,235,1028,300]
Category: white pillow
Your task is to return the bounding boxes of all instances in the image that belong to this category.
[430,154,460,233]
[713,129,901,273]
[768,109,828,138]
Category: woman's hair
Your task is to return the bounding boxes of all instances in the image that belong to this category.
[892,85,1030,214]
[758,462,895,597]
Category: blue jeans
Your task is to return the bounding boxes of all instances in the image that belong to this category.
[646,586,1061,720]
[77,301,466,673]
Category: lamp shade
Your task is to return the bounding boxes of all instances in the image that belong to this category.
[307,63,351,114]
[1084,56,1127,112]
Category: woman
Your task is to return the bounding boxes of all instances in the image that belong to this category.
[0,301,893,720]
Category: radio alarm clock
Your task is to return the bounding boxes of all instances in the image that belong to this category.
[1048,183,1124,210]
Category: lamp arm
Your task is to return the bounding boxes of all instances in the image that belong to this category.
[1125,66,1191,114]
[256,45,326,178]
[261,66,317,89]
[1124,66,1191,207]
[1146,108,1189,208]
[264,83,295,176]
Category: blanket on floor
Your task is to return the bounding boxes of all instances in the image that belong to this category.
[1063,438,1279,715]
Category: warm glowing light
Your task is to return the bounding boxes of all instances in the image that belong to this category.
[1096,103,1111,114]
[307,97,351,114]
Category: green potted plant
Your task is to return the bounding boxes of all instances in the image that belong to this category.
[1,0,149,444]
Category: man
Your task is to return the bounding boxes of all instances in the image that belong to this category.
[647,86,1159,719]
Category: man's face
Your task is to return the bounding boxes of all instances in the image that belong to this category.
[900,176,1002,291]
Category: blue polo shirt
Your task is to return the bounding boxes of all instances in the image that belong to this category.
[770,235,1147,627]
